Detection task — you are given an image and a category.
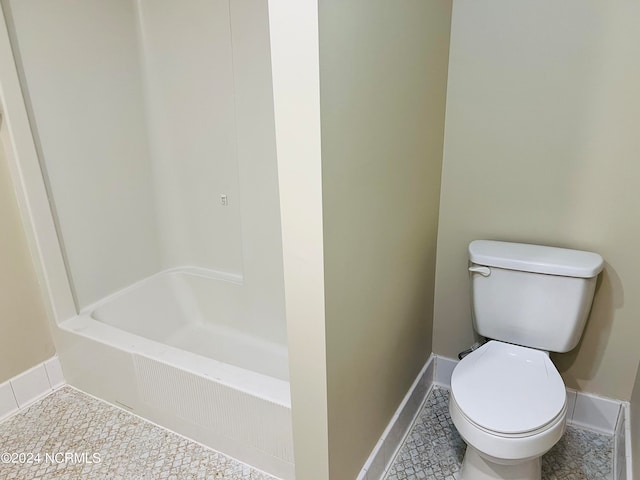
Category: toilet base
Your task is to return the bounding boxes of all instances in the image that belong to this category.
[459,446,541,480]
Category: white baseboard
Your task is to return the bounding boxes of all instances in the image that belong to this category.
[356,355,435,480]
[567,388,623,435]
[614,402,631,480]
[433,355,458,388]
[0,356,65,422]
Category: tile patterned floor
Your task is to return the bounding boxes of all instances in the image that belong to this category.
[385,387,614,480]
[0,386,277,480]
[0,384,616,480]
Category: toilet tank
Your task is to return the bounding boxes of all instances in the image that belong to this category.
[469,240,603,353]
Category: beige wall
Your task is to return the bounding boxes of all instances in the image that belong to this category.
[434,0,640,400]
[0,125,54,383]
[319,1,452,477]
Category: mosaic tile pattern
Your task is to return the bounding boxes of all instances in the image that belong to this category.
[384,387,466,480]
[543,427,614,479]
[0,387,277,480]
[385,387,614,480]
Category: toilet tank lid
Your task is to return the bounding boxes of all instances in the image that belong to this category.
[469,240,603,278]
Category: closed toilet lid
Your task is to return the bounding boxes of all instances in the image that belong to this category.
[451,341,566,435]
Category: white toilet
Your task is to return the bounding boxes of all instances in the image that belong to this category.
[449,240,603,480]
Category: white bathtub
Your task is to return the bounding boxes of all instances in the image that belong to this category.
[57,268,294,479]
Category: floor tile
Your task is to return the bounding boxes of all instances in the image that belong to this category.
[0,386,277,480]
[385,386,613,480]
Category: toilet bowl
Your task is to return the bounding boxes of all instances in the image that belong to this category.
[450,341,567,480]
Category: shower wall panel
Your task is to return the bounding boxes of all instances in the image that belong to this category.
[5,0,285,345]
[136,0,243,275]
[228,0,286,345]
[5,0,161,309]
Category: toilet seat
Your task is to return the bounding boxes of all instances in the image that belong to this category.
[449,392,567,463]
[451,395,565,440]
[451,341,566,435]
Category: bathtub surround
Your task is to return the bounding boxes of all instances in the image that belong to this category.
[52,314,294,478]
[1,0,291,477]
[53,269,295,478]
[86,270,288,381]
[136,0,243,276]
[3,0,286,344]
[3,0,162,308]
[0,128,54,383]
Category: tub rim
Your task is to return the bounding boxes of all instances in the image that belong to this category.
[59,313,291,408]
